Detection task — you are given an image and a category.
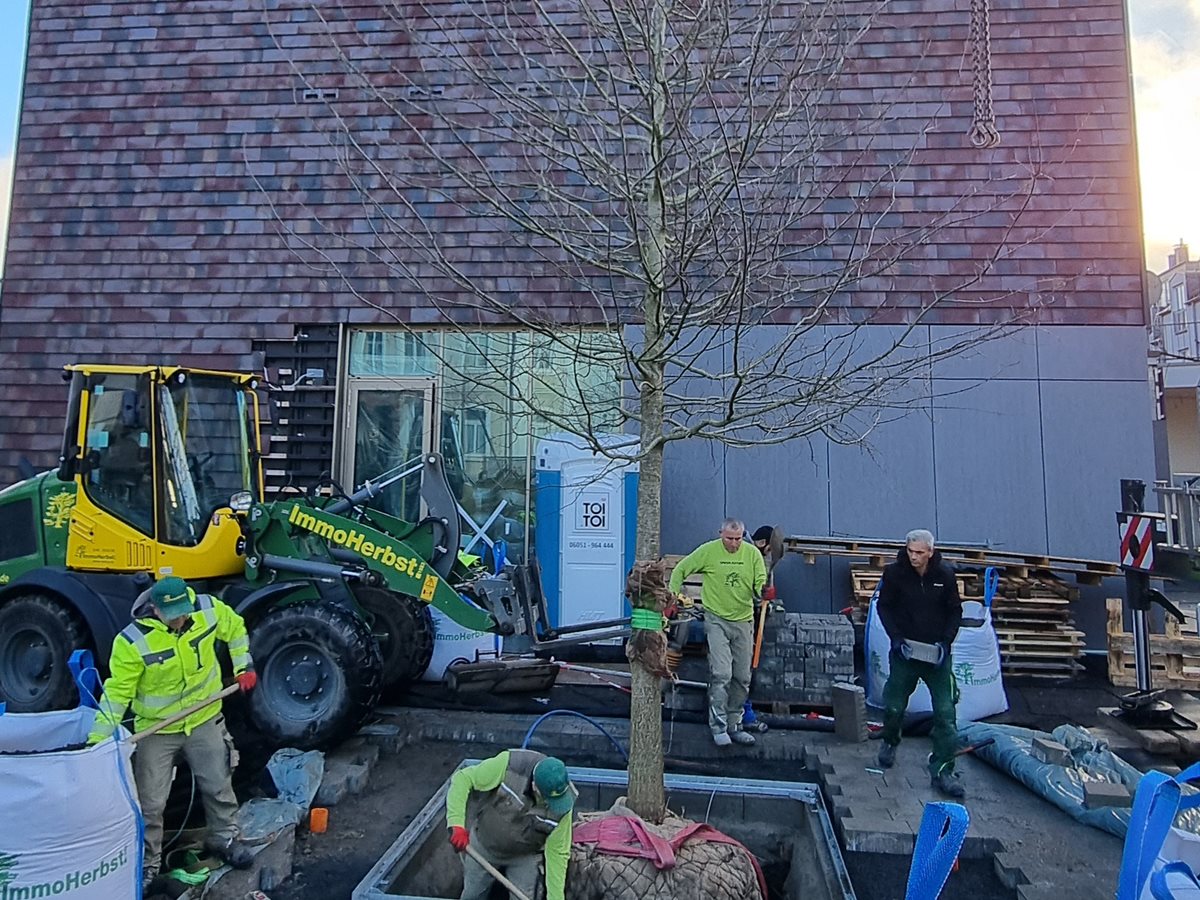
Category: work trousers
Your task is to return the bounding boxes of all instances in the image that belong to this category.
[705,613,753,735]
[134,715,240,879]
[460,832,541,900]
[880,652,960,774]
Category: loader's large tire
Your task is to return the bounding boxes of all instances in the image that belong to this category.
[354,586,434,688]
[0,594,87,712]
[247,603,383,749]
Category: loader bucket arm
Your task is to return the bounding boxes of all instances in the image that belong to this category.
[254,500,496,633]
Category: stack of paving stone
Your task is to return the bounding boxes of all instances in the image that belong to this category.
[750,612,855,708]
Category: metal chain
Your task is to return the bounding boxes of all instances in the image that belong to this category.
[968,0,1000,148]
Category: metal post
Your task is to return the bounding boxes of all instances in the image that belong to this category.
[1120,480,1153,694]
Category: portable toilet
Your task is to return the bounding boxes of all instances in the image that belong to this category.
[534,433,639,631]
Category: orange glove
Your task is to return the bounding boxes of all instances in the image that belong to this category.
[449,826,469,851]
[236,671,258,693]
[762,585,777,602]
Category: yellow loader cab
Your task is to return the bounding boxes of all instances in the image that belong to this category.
[58,364,264,579]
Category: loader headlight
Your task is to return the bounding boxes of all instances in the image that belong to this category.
[229,491,254,513]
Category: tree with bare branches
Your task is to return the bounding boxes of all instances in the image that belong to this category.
[258,0,1065,820]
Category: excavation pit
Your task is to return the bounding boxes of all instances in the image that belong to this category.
[353,764,855,900]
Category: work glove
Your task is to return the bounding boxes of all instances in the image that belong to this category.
[236,671,258,693]
[762,585,777,602]
[448,826,470,851]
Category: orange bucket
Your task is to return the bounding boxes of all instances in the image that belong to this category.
[309,807,329,834]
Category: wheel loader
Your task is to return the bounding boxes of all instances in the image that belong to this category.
[0,363,565,748]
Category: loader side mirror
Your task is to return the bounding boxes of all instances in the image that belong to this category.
[229,491,254,513]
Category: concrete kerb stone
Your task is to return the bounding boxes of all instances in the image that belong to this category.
[314,760,371,806]
[357,721,406,754]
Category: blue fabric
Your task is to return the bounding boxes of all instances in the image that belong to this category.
[1151,862,1200,899]
[69,649,101,709]
[1118,765,1200,899]
[983,567,999,608]
[905,802,969,900]
[493,540,507,575]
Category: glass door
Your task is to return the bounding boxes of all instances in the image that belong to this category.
[342,379,437,523]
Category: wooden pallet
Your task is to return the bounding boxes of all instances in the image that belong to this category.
[1106,597,1200,689]
[789,535,1119,585]
[850,563,1084,676]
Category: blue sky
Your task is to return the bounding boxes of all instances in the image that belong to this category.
[0,1,1196,271]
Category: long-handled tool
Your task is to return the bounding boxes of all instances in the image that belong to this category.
[751,526,785,670]
[463,843,534,900]
[128,684,240,745]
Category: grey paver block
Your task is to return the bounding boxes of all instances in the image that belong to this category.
[1083,780,1132,809]
[1032,737,1072,766]
[840,816,917,854]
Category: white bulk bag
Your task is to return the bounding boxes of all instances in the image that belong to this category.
[0,707,141,900]
[423,605,502,681]
[865,573,1008,724]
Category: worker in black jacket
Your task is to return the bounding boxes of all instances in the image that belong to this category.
[875,529,965,798]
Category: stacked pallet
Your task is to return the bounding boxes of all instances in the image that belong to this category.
[850,564,1085,677]
[1106,596,1200,688]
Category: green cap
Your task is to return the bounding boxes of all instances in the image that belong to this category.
[533,757,574,816]
[150,576,195,618]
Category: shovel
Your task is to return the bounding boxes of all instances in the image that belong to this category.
[128,684,240,745]
[751,526,785,670]
[463,844,534,900]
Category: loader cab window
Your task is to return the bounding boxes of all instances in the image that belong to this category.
[83,374,154,534]
[158,373,258,547]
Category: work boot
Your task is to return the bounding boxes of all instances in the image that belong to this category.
[729,729,756,746]
[931,770,966,799]
[877,742,897,769]
[204,834,256,870]
[712,731,733,747]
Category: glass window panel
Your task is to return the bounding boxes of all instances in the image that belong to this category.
[349,330,440,377]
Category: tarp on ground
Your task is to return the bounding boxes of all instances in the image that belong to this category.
[960,722,1200,839]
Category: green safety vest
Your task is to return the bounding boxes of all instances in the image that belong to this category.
[89,593,253,742]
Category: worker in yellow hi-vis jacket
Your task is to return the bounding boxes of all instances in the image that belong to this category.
[87,576,257,885]
[445,749,576,900]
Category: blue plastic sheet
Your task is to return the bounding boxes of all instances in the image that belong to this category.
[960,722,1200,839]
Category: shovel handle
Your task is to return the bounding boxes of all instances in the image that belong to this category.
[463,843,534,900]
[127,683,240,744]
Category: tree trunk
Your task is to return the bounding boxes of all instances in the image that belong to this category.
[626,436,665,821]
[625,0,671,824]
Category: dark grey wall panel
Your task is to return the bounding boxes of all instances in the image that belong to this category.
[1039,379,1156,559]
[827,409,937,542]
[929,326,1040,382]
[661,439,729,556]
[723,436,830,537]
[1037,326,1149,382]
[932,379,1049,552]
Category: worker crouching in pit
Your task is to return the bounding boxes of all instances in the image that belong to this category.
[446,749,576,900]
[87,576,258,889]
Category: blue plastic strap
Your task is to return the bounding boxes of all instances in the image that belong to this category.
[1118,771,1181,900]
[69,649,101,709]
[983,567,999,609]
[1151,862,1200,899]
[492,540,507,575]
[905,802,970,900]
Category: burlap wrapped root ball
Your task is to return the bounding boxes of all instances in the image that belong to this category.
[559,805,764,900]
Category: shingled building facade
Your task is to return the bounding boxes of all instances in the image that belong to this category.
[0,0,1152,627]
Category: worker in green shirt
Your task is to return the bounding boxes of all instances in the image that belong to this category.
[669,518,767,747]
[446,749,576,900]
